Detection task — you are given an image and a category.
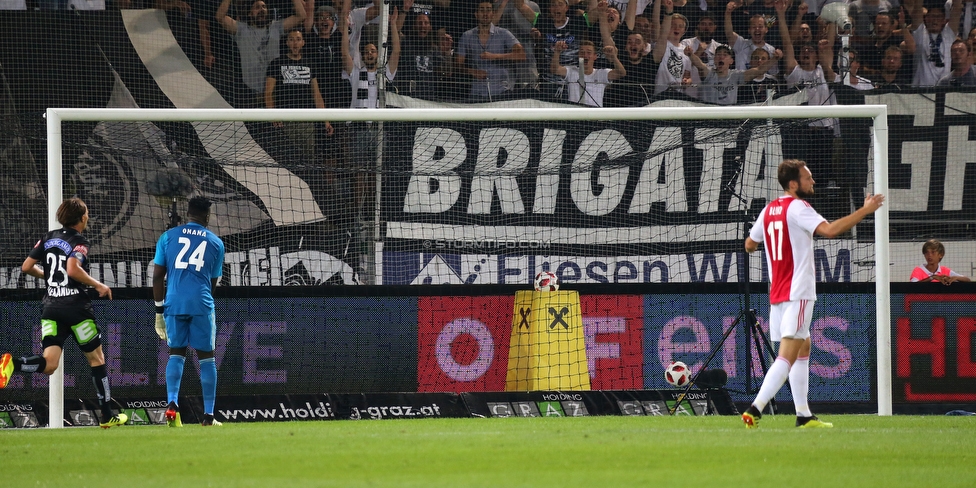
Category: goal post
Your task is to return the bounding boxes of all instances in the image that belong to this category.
[44,105,891,427]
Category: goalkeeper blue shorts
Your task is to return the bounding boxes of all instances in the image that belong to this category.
[165,311,216,352]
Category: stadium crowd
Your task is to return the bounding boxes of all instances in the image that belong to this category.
[6,0,976,104]
[4,0,972,232]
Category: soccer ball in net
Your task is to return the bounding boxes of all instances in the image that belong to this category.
[664,361,692,387]
[533,271,560,292]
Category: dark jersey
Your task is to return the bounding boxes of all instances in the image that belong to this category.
[266,55,319,109]
[305,33,346,108]
[535,14,591,84]
[603,55,658,107]
[27,227,93,310]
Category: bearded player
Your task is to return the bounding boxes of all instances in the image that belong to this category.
[741,160,884,429]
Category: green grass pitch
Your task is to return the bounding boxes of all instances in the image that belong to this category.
[2,415,975,487]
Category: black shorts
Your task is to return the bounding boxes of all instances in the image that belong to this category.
[39,304,101,353]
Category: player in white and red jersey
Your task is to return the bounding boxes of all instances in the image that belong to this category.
[741,159,885,429]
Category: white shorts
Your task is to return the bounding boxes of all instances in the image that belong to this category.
[769,299,814,341]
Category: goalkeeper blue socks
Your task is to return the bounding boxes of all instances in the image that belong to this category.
[166,355,186,404]
[200,357,217,415]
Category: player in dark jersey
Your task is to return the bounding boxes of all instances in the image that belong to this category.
[152,196,226,427]
[0,197,127,428]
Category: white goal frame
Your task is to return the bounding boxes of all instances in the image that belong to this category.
[45,105,891,427]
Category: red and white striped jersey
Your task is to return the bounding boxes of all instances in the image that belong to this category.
[749,196,827,304]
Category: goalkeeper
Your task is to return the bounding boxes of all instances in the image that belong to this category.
[152,196,226,427]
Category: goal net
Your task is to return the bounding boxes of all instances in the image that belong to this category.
[33,106,889,287]
[24,105,890,425]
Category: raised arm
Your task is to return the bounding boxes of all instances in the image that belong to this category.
[264,76,276,109]
[815,194,885,238]
[820,22,837,82]
[654,0,674,63]
[906,0,925,31]
[155,0,191,15]
[605,44,627,80]
[789,1,808,43]
[744,48,782,81]
[777,0,797,73]
[216,0,238,35]
[624,0,639,31]
[595,0,615,48]
[948,0,963,35]
[687,44,710,78]
[550,40,569,77]
[513,0,538,23]
[398,0,412,31]
[341,0,353,74]
[900,14,916,54]
[282,0,308,31]
[387,7,402,75]
[725,0,740,46]
[304,0,315,33]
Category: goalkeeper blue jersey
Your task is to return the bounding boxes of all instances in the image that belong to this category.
[153,221,225,316]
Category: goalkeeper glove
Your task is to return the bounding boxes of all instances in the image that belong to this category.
[154,301,167,341]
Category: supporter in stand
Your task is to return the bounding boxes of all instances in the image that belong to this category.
[855,11,916,78]
[873,43,915,85]
[777,0,842,188]
[673,0,710,28]
[631,12,654,50]
[937,37,976,84]
[906,0,963,86]
[398,9,438,96]
[846,49,879,89]
[456,0,526,101]
[849,0,894,39]
[429,27,464,100]
[265,28,332,163]
[521,0,591,100]
[588,2,626,48]
[794,20,814,44]
[217,0,307,107]
[340,1,400,220]
[550,39,626,105]
[740,47,780,103]
[301,1,346,208]
[962,0,976,47]
[725,0,781,78]
[910,239,972,283]
[304,3,344,103]
[653,0,697,96]
[681,13,722,69]
[737,0,799,53]
[689,42,780,104]
[969,26,976,63]
[493,0,541,90]
[603,30,658,106]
